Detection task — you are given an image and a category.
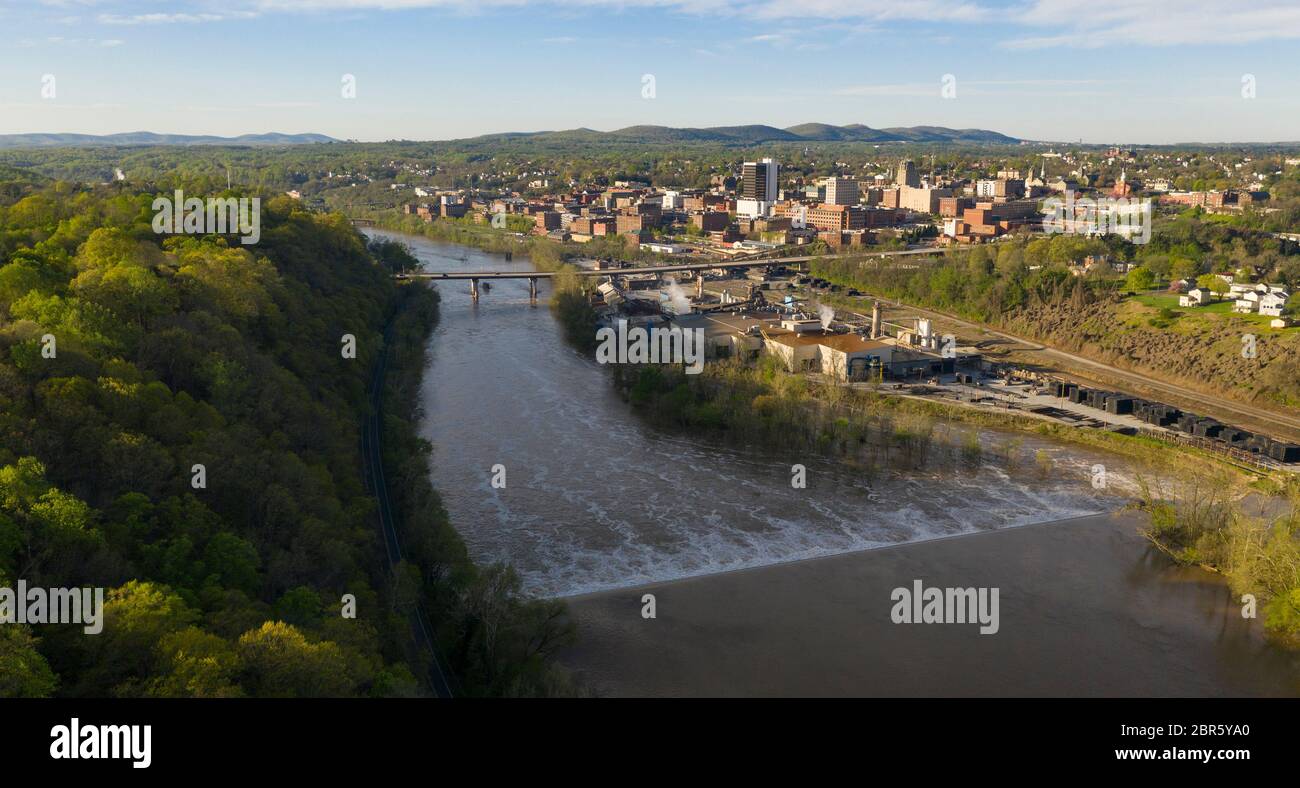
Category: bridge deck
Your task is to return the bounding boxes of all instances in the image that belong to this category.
[394,248,952,280]
[398,260,783,280]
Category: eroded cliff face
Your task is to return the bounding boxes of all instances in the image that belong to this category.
[1004,297,1300,411]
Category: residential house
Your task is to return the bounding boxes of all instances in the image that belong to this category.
[1259,291,1290,317]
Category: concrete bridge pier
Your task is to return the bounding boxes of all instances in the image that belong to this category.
[696,274,704,298]
[470,278,480,301]
[529,277,538,302]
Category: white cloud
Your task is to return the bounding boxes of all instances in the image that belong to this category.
[1003,0,1300,48]
[98,12,256,25]
[246,0,984,23]
[13,34,126,47]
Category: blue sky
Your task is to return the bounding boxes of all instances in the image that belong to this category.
[1,0,1299,144]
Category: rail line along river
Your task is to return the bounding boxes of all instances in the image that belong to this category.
[373,230,1300,696]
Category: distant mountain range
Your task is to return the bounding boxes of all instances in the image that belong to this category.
[0,124,1019,150]
[461,123,1021,145]
[0,132,338,148]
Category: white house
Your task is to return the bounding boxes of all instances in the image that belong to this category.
[1180,288,1210,307]
[1259,292,1289,317]
[1233,299,1257,314]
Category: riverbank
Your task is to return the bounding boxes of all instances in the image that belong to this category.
[373,277,579,696]
[556,510,1300,697]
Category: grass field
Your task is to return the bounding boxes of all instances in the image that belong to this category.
[1129,290,1280,327]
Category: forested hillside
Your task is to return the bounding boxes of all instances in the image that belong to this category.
[0,178,570,697]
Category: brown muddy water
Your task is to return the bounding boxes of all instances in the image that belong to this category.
[557,512,1300,697]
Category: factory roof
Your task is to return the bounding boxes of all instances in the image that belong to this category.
[764,329,891,353]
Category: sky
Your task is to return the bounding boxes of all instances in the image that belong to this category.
[1,0,1299,144]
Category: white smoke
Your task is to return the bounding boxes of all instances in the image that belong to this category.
[665,277,692,315]
[817,303,835,330]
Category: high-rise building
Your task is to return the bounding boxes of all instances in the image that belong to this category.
[896,159,920,188]
[741,158,779,202]
[824,177,859,206]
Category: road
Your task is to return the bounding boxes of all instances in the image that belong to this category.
[862,294,1300,443]
[363,317,456,698]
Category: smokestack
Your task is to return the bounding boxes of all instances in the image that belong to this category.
[871,301,882,339]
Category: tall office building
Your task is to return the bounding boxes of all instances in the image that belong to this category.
[741,158,779,201]
[824,177,859,206]
[896,159,920,188]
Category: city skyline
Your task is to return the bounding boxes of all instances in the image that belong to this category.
[1,0,1299,144]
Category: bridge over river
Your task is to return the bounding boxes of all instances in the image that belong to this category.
[395,245,968,299]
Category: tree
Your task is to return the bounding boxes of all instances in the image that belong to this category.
[0,625,58,698]
[73,581,198,696]
[193,527,258,593]
[1125,265,1156,292]
[235,621,355,697]
[1283,292,1300,317]
[1170,257,1200,281]
[145,627,243,698]
[72,262,177,330]
[1196,273,1230,298]
[967,245,993,278]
